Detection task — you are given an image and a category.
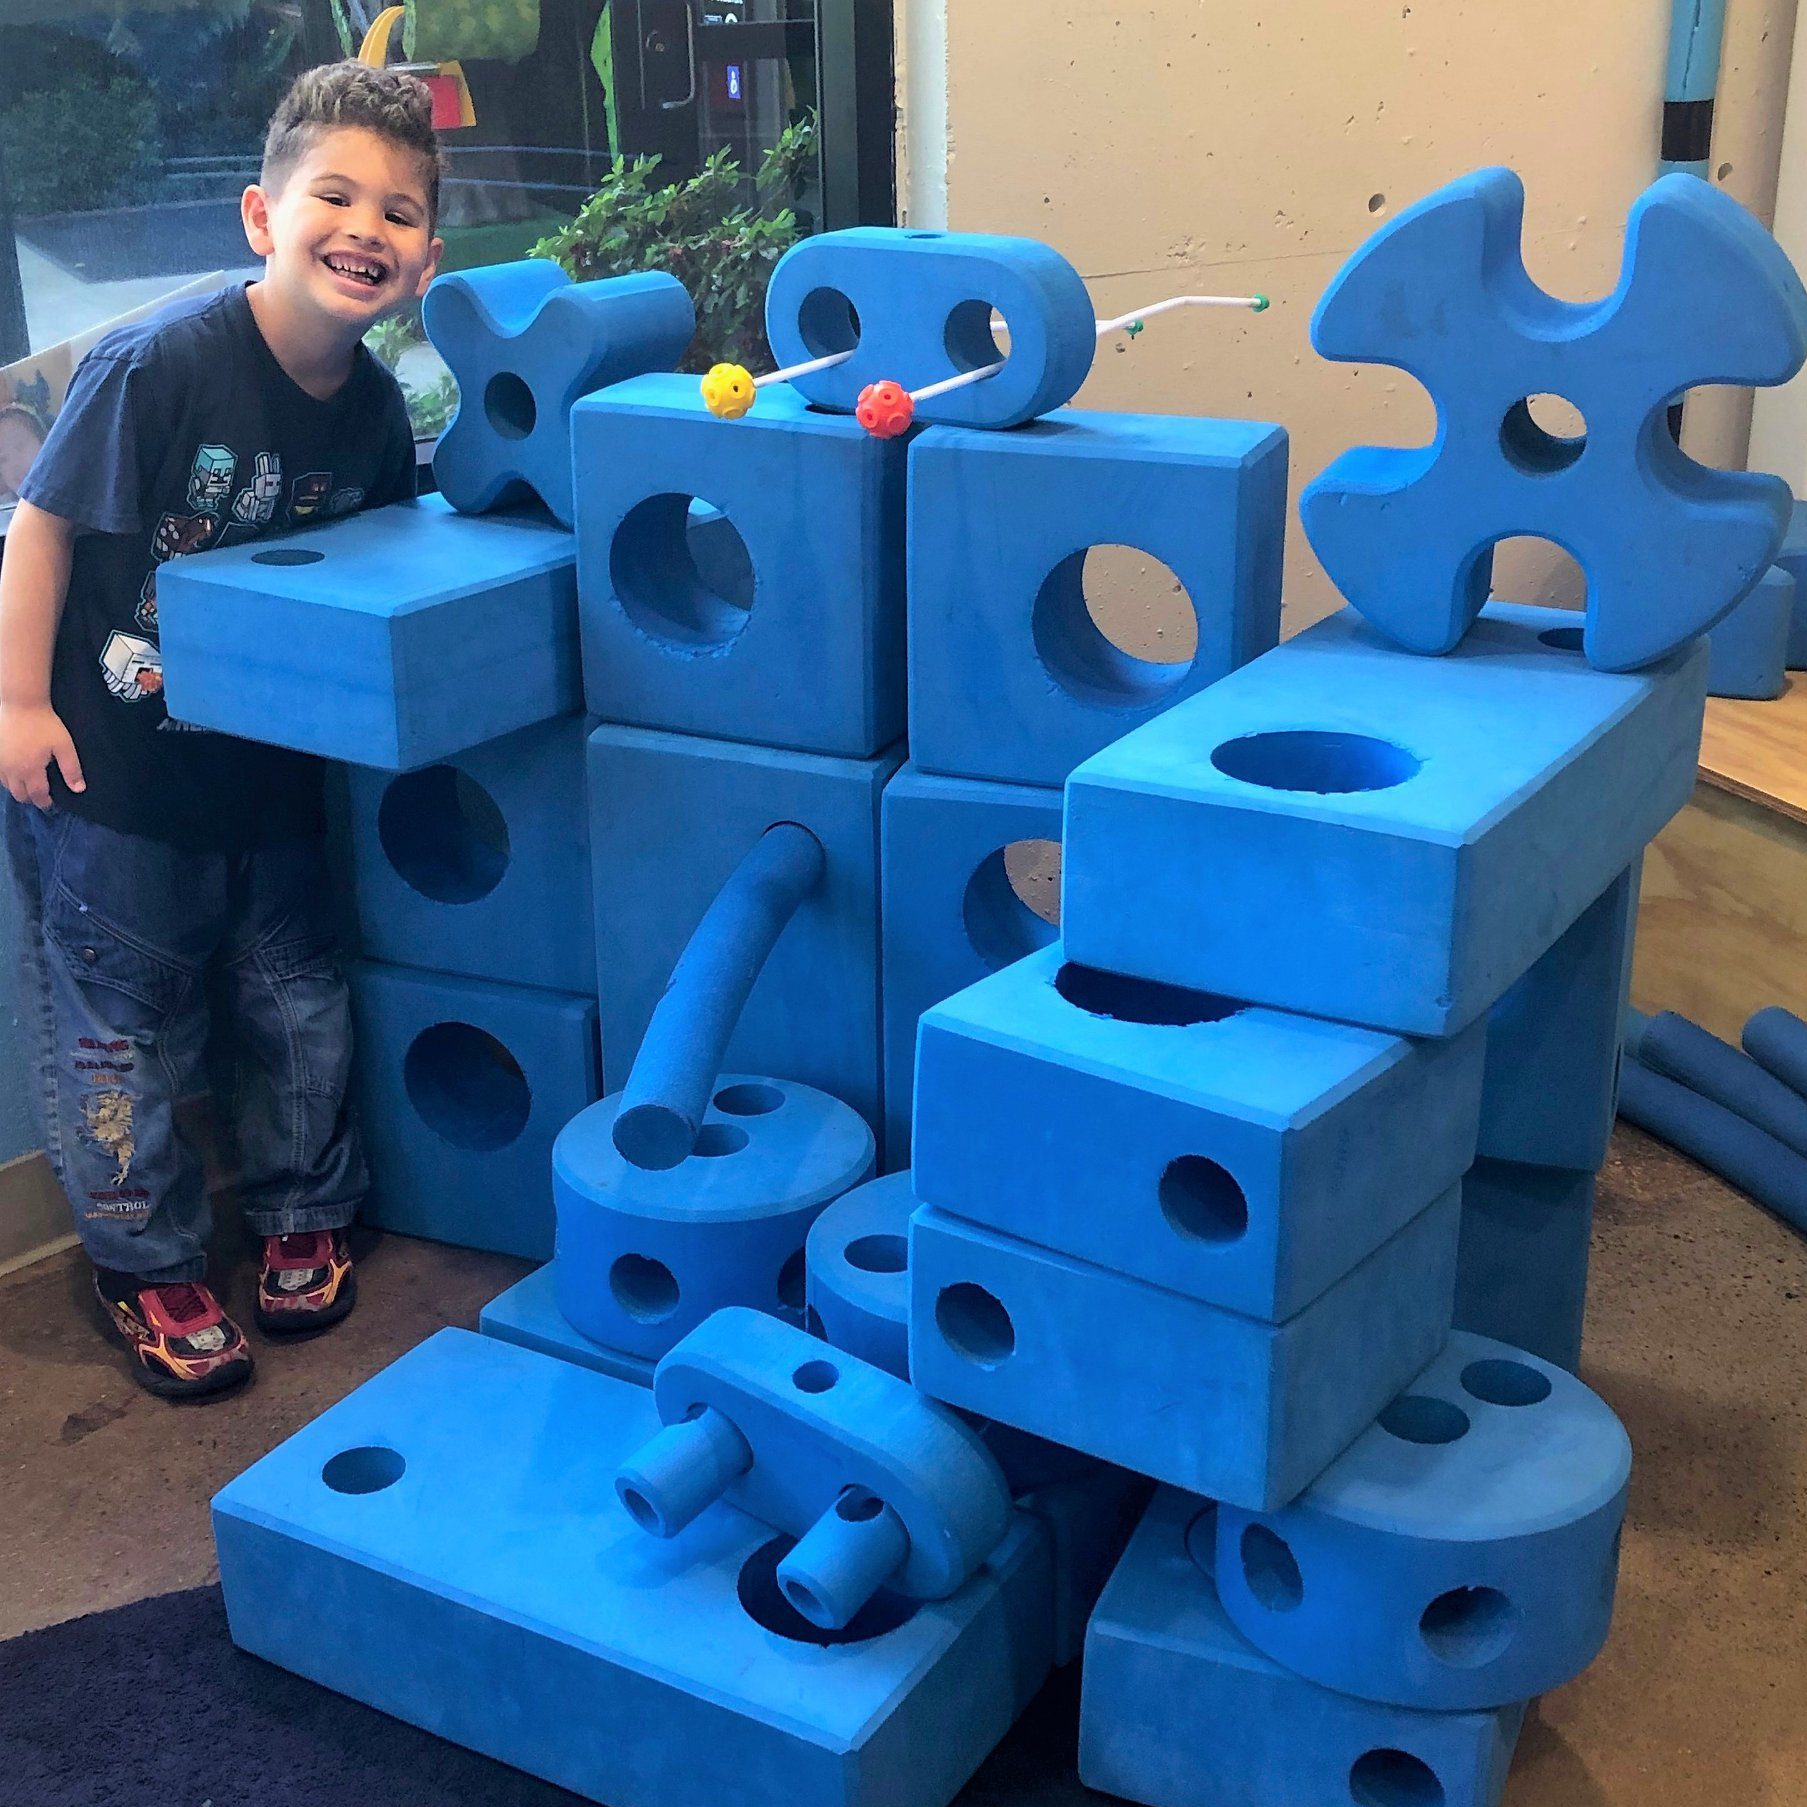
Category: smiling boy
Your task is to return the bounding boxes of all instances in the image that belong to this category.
[0,64,443,1399]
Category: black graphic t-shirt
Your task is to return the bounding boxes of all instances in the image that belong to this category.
[20,282,415,851]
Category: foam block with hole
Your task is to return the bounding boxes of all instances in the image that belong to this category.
[880,765,1062,1164]
[908,1187,1461,1511]
[764,228,1096,428]
[213,1328,1055,1807]
[1080,1490,1528,1807]
[158,495,579,769]
[1216,1329,1630,1710]
[572,374,907,758]
[913,945,1485,1322]
[554,1076,874,1363]
[907,411,1288,789]
[589,724,898,1141]
[1062,603,1708,1038]
[1706,564,1793,699]
[340,713,593,994]
[479,1263,656,1386]
[423,263,694,526]
[806,1170,917,1378]
[346,961,600,1259]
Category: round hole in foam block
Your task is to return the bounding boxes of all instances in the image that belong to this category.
[403,1022,531,1151]
[378,765,511,904]
[610,492,753,652]
[805,1170,916,1380]
[1210,729,1422,795]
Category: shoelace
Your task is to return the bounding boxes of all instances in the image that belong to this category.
[149,1282,213,1328]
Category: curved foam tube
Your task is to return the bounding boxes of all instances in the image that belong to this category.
[1635,1009,1807,1158]
[1743,1006,1807,1103]
[776,1490,913,1630]
[613,824,826,1170]
[614,1405,754,1537]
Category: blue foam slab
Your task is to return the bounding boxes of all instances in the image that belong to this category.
[1478,863,1640,1170]
[1773,500,1807,667]
[880,766,1062,1164]
[907,412,1288,790]
[1300,169,1807,671]
[807,1170,916,1378]
[589,725,898,1144]
[479,1263,655,1386]
[914,945,1484,1322]
[908,1188,1461,1511]
[347,961,600,1259]
[1016,1466,1150,1668]
[555,1076,875,1361]
[340,713,593,994]
[1062,602,1708,1037]
[1454,1159,1596,1373]
[1707,565,1793,699]
[1081,1490,1527,1807]
[214,1328,1054,1807]
[572,374,907,759]
[1217,1330,1630,1710]
[764,228,1096,428]
[423,263,694,526]
[158,495,578,769]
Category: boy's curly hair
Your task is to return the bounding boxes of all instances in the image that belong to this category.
[262,62,444,223]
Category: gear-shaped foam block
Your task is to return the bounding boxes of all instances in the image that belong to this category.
[1301,169,1807,671]
[423,262,694,526]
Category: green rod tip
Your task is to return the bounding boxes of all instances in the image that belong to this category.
[1251,294,1271,312]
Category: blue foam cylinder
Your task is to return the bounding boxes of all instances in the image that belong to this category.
[617,1405,755,1536]
[1706,565,1793,699]
[806,1171,915,1378]
[778,1493,914,1631]
[1743,1005,1807,1097]
[1638,1008,1807,1157]
[479,1264,655,1387]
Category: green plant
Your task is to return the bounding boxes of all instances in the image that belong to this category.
[0,71,162,215]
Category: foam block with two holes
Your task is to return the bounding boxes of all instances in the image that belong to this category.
[572,375,907,759]
[806,1170,916,1378]
[1063,603,1709,1038]
[479,1262,655,1388]
[213,1328,1056,1807]
[346,961,600,1260]
[589,725,899,1140]
[158,496,579,769]
[1706,565,1794,699]
[554,1076,874,1363]
[880,765,1062,1164]
[907,411,1288,789]
[339,713,593,994]
[1216,1330,1630,1710]
[1080,1490,1527,1807]
[908,1186,1462,1511]
[913,945,1485,1323]
[764,228,1096,428]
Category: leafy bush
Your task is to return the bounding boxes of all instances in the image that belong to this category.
[0,72,162,216]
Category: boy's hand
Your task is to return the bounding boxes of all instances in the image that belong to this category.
[0,702,85,809]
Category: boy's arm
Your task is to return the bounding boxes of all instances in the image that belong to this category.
[0,500,86,808]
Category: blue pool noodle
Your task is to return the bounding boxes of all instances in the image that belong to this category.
[1631,1007,1807,1158]
[1743,1006,1807,1102]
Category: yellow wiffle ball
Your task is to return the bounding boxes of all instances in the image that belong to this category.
[702,362,756,420]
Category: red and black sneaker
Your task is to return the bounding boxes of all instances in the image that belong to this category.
[256,1230,357,1336]
[93,1274,255,1401]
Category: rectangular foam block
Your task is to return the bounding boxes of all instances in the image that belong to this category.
[1477,863,1640,1171]
[479,1263,655,1387]
[159,496,579,769]
[573,374,907,759]
[1079,1489,1526,1807]
[348,962,600,1260]
[908,409,1288,788]
[1454,1158,1596,1372]
[215,1330,1054,1807]
[880,764,1062,1166]
[1062,603,1709,1037]
[914,945,1485,1322]
[1014,1467,1151,1668]
[908,1188,1461,1510]
[340,713,594,994]
[589,724,899,1142]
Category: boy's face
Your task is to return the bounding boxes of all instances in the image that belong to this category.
[242,126,442,335]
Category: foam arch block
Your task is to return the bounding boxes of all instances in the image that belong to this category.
[157,496,578,769]
[1216,1330,1630,1710]
[1706,565,1793,699]
[1062,603,1708,1037]
[806,1170,916,1379]
[764,228,1096,428]
[479,1262,654,1387]
[907,411,1288,789]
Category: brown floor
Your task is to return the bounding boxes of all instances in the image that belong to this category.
[1,1128,1804,1805]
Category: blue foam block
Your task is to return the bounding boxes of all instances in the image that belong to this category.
[914,945,1484,1321]
[1081,1490,1527,1807]
[158,496,578,769]
[1454,1159,1596,1372]
[479,1263,655,1386]
[1772,501,1807,667]
[764,228,1095,428]
[1706,565,1793,699]
[573,374,907,758]
[908,1187,1461,1510]
[1062,603,1708,1037]
[880,765,1062,1164]
[1217,1330,1630,1710]
[340,713,593,994]
[1301,170,1807,671]
[214,1329,1054,1807]
[807,1170,916,1378]
[347,961,600,1259]
[1478,863,1640,1170]
[907,411,1287,788]
[423,263,694,526]
[589,724,898,1142]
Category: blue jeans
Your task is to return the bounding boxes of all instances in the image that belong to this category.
[4,803,365,1283]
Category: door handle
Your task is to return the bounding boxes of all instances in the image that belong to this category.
[660,2,698,109]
